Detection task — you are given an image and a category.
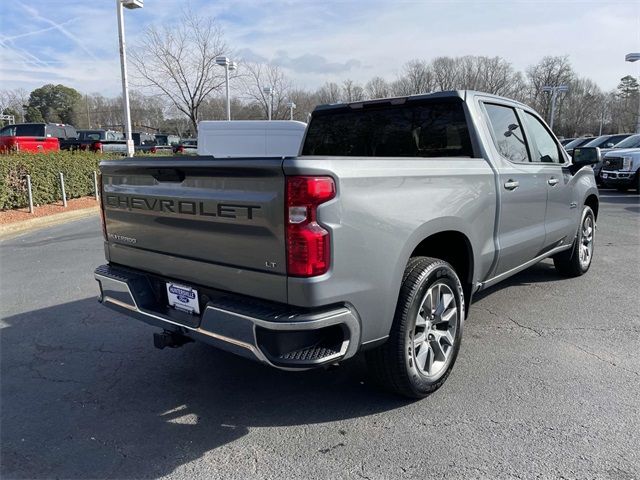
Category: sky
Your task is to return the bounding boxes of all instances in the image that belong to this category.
[1,0,639,97]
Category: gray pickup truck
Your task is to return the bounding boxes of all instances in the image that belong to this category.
[94,91,600,398]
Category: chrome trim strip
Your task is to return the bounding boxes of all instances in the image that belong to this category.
[479,244,572,289]
[96,272,262,357]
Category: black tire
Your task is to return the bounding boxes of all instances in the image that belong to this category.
[366,257,465,398]
[553,205,595,277]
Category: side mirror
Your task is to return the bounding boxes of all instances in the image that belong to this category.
[571,147,601,173]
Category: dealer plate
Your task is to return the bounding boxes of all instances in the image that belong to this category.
[166,282,200,314]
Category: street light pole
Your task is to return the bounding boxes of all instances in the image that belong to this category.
[542,85,569,131]
[116,0,142,157]
[625,53,640,134]
[287,101,296,120]
[263,86,273,120]
[216,56,235,121]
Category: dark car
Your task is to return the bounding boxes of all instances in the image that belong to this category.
[559,137,575,146]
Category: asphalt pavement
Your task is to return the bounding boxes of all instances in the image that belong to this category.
[1,189,639,479]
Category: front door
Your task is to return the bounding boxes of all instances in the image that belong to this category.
[482,103,548,275]
[520,110,577,248]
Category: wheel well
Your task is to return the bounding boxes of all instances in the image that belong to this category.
[585,194,599,220]
[410,231,474,309]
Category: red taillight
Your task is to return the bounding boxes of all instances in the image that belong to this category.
[92,141,103,152]
[285,176,336,277]
[177,145,184,153]
[150,146,157,154]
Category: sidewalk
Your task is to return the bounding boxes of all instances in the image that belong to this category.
[0,197,99,240]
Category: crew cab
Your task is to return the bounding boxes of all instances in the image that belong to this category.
[0,123,72,153]
[94,91,600,398]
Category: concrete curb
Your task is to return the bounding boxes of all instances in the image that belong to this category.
[0,207,99,241]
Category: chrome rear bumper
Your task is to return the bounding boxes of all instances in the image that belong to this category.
[94,264,361,369]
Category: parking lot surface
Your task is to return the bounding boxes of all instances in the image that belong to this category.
[1,190,639,479]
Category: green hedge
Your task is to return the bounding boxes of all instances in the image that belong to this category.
[0,152,110,210]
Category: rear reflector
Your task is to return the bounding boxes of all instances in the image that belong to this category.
[285,176,335,277]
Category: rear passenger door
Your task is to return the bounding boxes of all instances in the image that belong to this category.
[482,102,548,276]
[520,110,576,249]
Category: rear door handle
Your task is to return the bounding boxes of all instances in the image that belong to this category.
[504,180,519,190]
[548,177,559,186]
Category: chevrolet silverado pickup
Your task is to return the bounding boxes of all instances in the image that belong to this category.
[94,91,600,398]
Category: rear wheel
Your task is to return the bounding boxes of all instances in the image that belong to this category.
[553,205,595,277]
[366,257,464,398]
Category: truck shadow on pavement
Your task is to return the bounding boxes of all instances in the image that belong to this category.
[0,261,595,479]
[1,298,408,479]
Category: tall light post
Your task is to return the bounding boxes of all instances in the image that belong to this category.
[542,85,569,131]
[287,101,296,120]
[116,0,142,157]
[263,86,273,120]
[216,56,236,121]
[625,53,640,134]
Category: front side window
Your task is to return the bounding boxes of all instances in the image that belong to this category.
[0,126,16,137]
[484,103,529,163]
[302,99,473,157]
[523,111,562,163]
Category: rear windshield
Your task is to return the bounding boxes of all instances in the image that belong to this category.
[78,131,104,141]
[302,99,473,157]
[0,124,46,137]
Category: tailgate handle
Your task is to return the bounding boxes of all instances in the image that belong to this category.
[151,169,185,182]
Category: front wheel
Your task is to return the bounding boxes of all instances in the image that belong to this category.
[553,205,595,277]
[366,257,464,398]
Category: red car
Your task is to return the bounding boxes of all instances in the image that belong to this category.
[0,123,76,153]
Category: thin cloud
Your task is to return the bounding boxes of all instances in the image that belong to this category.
[18,3,98,60]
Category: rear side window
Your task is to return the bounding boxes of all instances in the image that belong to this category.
[484,104,529,163]
[522,111,562,163]
[1,124,45,137]
[302,99,473,157]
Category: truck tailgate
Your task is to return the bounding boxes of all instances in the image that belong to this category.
[100,157,287,302]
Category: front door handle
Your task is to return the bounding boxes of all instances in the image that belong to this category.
[548,177,559,186]
[504,180,519,190]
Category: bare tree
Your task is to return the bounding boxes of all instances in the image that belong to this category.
[130,8,230,133]
[525,56,574,123]
[394,59,433,95]
[341,80,365,102]
[0,88,29,122]
[240,63,292,120]
[317,82,342,104]
[365,77,390,99]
